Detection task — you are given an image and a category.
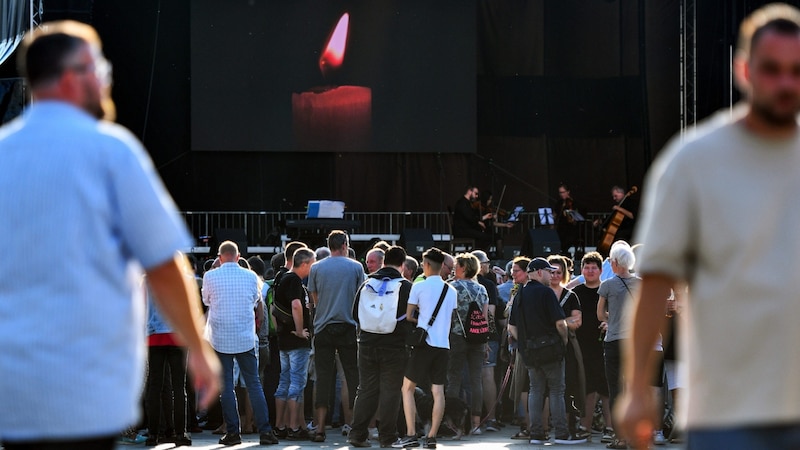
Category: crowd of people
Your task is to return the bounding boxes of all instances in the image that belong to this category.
[129,233,684,449]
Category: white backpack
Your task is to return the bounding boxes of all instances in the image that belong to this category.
[358,277,403,334]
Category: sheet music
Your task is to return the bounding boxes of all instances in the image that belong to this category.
[538,207,554,225]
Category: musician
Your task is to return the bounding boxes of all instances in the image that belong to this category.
[453,186,493,250]
[595,185,639,245]
[555,183,580,255]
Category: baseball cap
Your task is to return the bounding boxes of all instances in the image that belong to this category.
[471,250,490,263]
[527,257,558,272]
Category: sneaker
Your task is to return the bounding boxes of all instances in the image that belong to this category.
[653,430,667,445]
[369,427,379,439]
[310,431,326,442]
[342,423,353,436]
[601,427,615,443]
[118,428,147,445]
[260,431,279,445]
[470,426,482,435]
[307,420,318,432]
[485,420,500,432]
[391,435,419,448]
[171,433,192,447]
[423,436,437,449]
[606,438,628,449]
[274,427,288,438]
[510,429,530,440]
[574,426,592,441]
[218,433,242,446]
[287,428,309,440]
[349,438,373,448]
[529,433,548,445]
[555,435,587,445]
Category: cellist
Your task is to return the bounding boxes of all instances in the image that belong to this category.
[595,185,639,245]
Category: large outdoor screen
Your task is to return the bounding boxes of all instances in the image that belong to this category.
[191,0,476,152]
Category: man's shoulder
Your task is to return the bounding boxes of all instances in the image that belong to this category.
[315,255,362,272]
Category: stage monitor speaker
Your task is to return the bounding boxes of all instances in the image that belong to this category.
[211,228,248,257]
[400,228,434,258]
[521,229,561,258]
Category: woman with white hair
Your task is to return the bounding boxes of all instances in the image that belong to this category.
[596,241,640,449]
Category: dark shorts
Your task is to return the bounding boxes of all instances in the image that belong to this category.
[405,345,449,386]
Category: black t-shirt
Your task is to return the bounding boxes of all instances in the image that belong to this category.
[559,288,581,318]
[573,284,602,350]
[274,271,311,351]
[453,196,480,233]
[509,281,565,343]
[478,274,502,339]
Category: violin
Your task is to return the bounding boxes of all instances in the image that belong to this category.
[561,197,575,224]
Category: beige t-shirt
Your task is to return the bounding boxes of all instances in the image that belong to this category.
[636,111,800,428]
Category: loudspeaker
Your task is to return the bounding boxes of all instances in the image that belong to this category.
[400,228,434,258]
[521,229,561,258]
[211,228,248,257]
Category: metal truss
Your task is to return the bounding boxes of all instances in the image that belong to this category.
[679,0,697,135]
[30,0,43,31]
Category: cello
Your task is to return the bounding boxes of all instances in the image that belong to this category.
[597,186,638,255]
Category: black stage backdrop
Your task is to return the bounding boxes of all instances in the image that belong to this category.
[12,0,778,214]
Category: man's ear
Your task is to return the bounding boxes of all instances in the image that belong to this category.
[733,53,751,97]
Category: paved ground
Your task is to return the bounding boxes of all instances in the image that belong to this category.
[116,427,685,449]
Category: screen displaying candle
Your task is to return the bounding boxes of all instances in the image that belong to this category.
[190,0,476,153]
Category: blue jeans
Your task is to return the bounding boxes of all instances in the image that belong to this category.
[528,359,568,438]
[687,424,800,449]
[275,347,311,401]
[217,348,273,434]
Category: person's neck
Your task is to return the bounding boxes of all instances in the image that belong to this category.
[742,109,799,139]
[584,280,601,289]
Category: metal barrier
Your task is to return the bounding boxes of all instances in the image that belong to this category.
[180,210,608,253]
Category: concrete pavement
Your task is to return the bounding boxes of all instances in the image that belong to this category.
[116,426,686,450]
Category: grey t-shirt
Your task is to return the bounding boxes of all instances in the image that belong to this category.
[308,255,366,333]
[597,275,640,342]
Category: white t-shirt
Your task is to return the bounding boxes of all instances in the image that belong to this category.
[636,109,800,428]
[408,275,457,349]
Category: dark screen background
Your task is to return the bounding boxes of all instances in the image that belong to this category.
[191,0,476,152]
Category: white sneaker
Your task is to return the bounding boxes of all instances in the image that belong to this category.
[653,430,667,445]
[342,424,352,436]
[470,427,482,435]
[369,427,379,439]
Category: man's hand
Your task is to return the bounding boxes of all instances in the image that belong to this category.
[615,386,658,450]
[188,343,222,409]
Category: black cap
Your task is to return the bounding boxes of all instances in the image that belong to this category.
[527,257,558,272]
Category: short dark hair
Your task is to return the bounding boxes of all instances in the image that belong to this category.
[422,247,445,272]
[293,248,316,267]
[581,251,603,269]
[247,256,266,277]
[738,4,800,60]
[384,246,407,267]
[284,241,307,262]
[327,230,349,250]
[18,21,102,89]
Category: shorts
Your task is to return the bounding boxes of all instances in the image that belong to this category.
[405,345,449,386]
[664,360,683,390]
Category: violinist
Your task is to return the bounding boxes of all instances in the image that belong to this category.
[555,183,580,254]
[453,186,493,250]
[482,191,514,230]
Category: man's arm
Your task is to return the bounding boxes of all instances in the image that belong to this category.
[555,319,568,344]
[290,298,309,339]
[145,253,220,409]
[615,273,674,449]
[406,303,419,324]
[311,291,319,308]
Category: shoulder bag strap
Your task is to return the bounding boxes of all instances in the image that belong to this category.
[618,275,633,296]
[426,284,450,328]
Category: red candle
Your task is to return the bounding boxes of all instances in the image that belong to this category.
[292,13,372,151]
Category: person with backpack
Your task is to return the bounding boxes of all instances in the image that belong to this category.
[348,246,414,448]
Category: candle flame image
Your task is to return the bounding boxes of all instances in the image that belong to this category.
[319,13,349,78]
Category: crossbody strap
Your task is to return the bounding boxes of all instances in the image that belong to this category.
[426,284,450,328]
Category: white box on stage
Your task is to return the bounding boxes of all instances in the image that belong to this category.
[306,200,345,219]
